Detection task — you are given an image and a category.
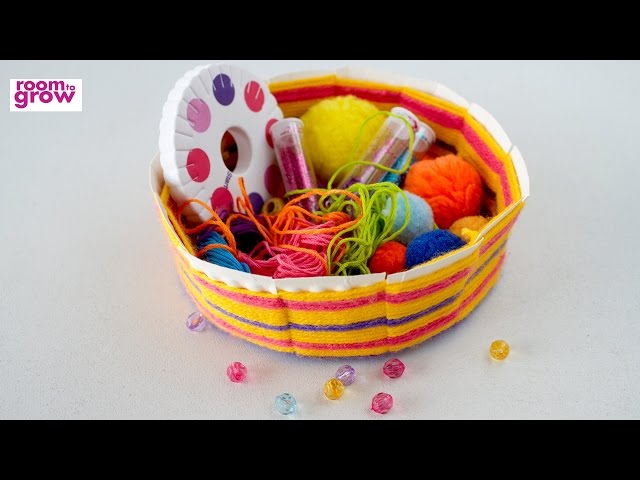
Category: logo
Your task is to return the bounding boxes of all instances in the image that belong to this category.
[9,79,82,112]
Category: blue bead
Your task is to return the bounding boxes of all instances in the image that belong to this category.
[275,393,297,415]
[335,365,356,386]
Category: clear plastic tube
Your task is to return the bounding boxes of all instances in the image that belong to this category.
[338,107,419,188]
[270,118,318,212]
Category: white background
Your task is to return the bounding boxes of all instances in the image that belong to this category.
[1,60,638,419]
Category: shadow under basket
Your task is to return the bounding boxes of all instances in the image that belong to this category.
[149,68,530,358]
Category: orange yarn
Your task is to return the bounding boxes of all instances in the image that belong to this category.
[405,154,483,229]
[369,241,406,275]
[176,177,363,274]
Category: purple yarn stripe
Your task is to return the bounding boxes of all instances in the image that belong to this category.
[179,241,507,333]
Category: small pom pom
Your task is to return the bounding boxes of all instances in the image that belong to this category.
[405,154,484,229]
[369,241,406,275]
[384,191,434,245]
[449,216,489,238]
[405,230,466,269]
[301,95,384,185]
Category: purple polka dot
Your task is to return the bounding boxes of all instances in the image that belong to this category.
[211,187,233,212]
[244,81,265,112]
[212,74,235,106]
[248,192,264,213]
[186,148,210,183]
[264,164,285,198]
[187,99,211,133]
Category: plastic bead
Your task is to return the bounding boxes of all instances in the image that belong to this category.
[275,393,297,415]
[323,378,345,400]
[371,392,393,414]
[226,362,247,382]
[335,365,356,386]
[186,312,206,332]
[383,358,405,379]
[490,340,510,360]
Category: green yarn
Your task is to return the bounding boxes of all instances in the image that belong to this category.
[289,110,416,275]
[320,182,410,275]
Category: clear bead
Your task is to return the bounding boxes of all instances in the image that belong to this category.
[490,340,510,360]
[383,358,405,379]
[226,362,247,383]
[275,393,297,415]
[371,392,393,414]
[324,378,345,400]
[335,365,356,386]
[186,312,206,332]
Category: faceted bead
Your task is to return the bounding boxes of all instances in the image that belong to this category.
[186,312,206,332]
[335,365,356,386]
[383,358,405,379]
[324,378,345,400]
[490,340,510,360]
[371,392,393,414]
[275,393,297,415]
[226,362,247,383]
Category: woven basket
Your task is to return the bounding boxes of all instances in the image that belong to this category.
[149,67,529,357]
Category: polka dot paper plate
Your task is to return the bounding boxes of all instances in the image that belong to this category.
[159,64,284,222]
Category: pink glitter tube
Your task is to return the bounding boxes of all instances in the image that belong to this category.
[339,107,419,188]
[270,118,318,212]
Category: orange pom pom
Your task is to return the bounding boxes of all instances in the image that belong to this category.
[404,155,483,229]
[369,241,406,275]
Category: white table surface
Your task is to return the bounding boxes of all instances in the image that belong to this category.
[1,60,638,419]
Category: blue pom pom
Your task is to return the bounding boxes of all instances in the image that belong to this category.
[384,191,435,245]
[405,230,466,269]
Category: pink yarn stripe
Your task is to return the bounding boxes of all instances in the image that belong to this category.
[281,292,385,311]
[385,267,472,304]
[461,123,513,205]
[399,94,464,130]
[273,85,337,103]
[187,213,515,314]
[193,275,283,309]
[480,216,519,256]
[190,254,505,352]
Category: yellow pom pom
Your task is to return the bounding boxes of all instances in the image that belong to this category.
[449,216,490,238]
[460,228,480,244]
[301,95,384,185]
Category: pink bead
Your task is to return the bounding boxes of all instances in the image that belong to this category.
[371,392,393,414]
[383,358,405,379]
[226,362,247,383]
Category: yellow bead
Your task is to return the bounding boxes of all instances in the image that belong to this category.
[490,340,510,360]
[324,378,345,400]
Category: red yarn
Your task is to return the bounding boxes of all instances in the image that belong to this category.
[369,241,406,275]
[405,155,483,229]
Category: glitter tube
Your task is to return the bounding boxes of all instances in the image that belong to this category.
[270,118,318,212]
[339,107,419,188]
[381,121,437,184]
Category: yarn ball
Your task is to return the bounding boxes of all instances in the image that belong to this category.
[383,191,434,245]
[405,154,483,229]
[449,216,489,238]
[405,230,466,269]
[369,241,406,275]
[301,95,384,185]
